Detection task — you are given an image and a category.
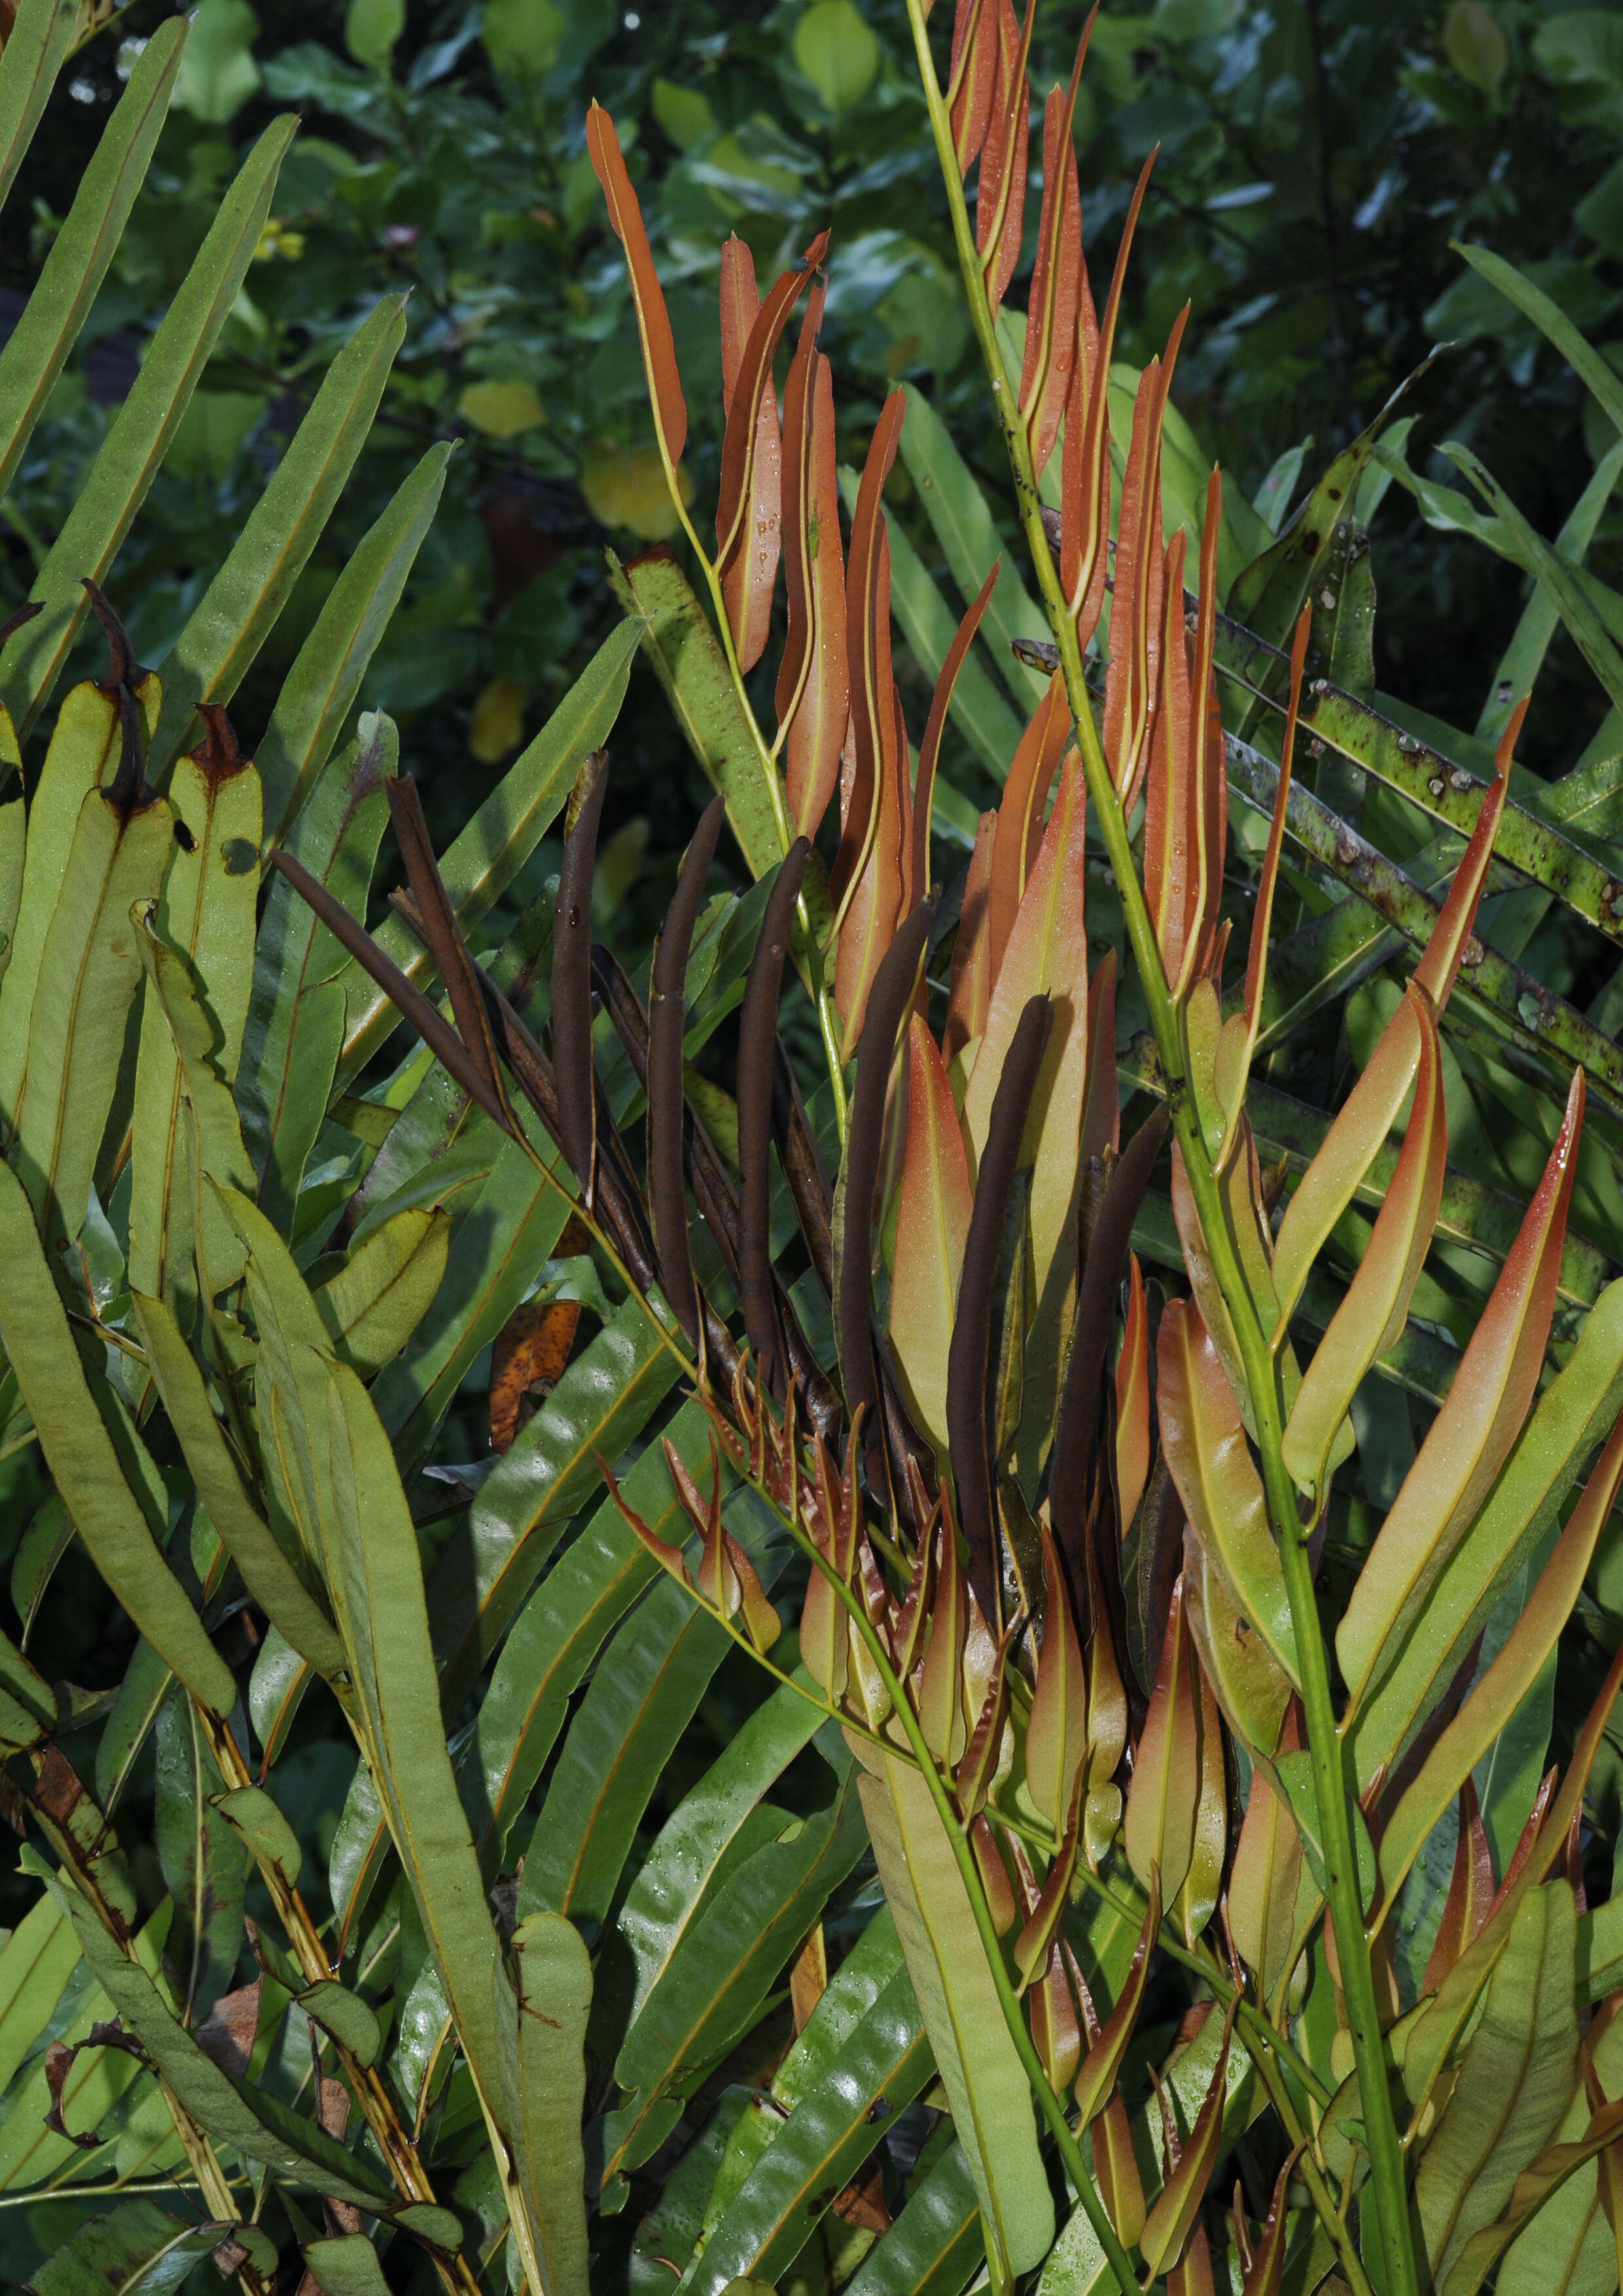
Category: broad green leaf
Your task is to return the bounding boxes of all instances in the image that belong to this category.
[0,0,79,217]
[771,1911,904,2108]
[153,1690,245,2024]
[298,2238,389,2296]
[518,1490,787,1938]
[311,1344,511,2126]
[213,1782,304,1884]
[255,446,451,842]
[311,1203,450,1376]
[52,1880,395,2208]
[856,1753,1054,2278]
[336,617,641,1082]
[607,548,789,889]
[1350,1274,1623,1793]
[147,293,408,780]
[618,1676,825,2024]
[236,711,393,1229]
[500,1910,593,2296]
[1493,1995,1623,2296]
[610,1752,868,2142]
[248,1623,312,1762]
[25,2197,263,2296]
[842,2142,982,2296]
[0,117,298,735]
[128,748,261,1316]
[897,382,1048,709]
[0,24,185,508]
[14,786,171,1240]
[628,2086,755,2294]
[1414,1881,1578,2285]
[0,675,157,1127]
[689,1967,933,2296]
[94,1636,176,1818]
[0,1891,81,2094]
[298,1975,382,2066]
[0,1159,234,1712]
[460,1390,712,1864]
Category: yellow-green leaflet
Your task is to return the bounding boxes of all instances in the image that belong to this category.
[857,1755,1054,2280]
[128,742,260,1314]
[0,798,22,993]
[0,675,158,1138]
[14,783,173,1240]
[498,1910,594,2296]
[0,1158,234,1713]
[132,910,259,1302]
[130,1289,344,1678]
[312,1205,451,1376]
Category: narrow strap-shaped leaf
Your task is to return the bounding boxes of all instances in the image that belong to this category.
[910,561,999,906]
[1376,1408,1623,1922]
[500,1911,592,2296]
[1281,985,1446,1499]
[835,389,907,919]
[256,445,451,844]
[587,102,687,467]
[856,1752,1054,2278]
[131,1289,343,1676]
[974,0,1033,315]
[0,1160,234,1711]
[984,670,1069,984]
[1454,242,1623,448]
[779,283,849,840]
[147,294,408,781]
[49,1881,398,2211]
[128,725,260,1316]
[14,781,171,1240]
[1338,1068,1584,1713]
[648,796,726,1345]
[386,772,515,1128]
[1072,1869,1160,2126]
[1018,24,1090,477]
[1411,722,1518,1008]
[1158,1298,1298,1687]
[0,117,297,734]
[889,1015,973,1462]
[0,0,78,217]
[1124,1575,1202,1909]
[686,1967,933,2296]
[843,2141,982,2296]
[1349,1275,1623,1793]
[1139,1998,1236,2274]
[715,232,825,666]
[0,22,183,507]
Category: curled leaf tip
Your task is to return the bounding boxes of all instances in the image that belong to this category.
[81,578,148,694]
[0,598,43,652]
[192,703,247,780]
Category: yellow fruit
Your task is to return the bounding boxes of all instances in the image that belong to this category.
[469,677,528,762]
[459,380,545,439]
[580,446,692,541]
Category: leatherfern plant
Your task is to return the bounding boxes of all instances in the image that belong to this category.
[8,2,1623,2295]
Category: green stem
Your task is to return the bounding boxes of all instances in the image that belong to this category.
[899,12,1421,2296]
[1236,2019,1376,2296]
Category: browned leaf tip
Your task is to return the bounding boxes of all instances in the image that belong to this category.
[387,772,514,1130]
[81,578,149,694]
[105,681,156,818]
[191,702,248,781]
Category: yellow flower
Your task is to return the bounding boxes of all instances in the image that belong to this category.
[253,219,305,262]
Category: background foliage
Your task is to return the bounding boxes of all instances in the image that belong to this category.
[3,1,1623,2292]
